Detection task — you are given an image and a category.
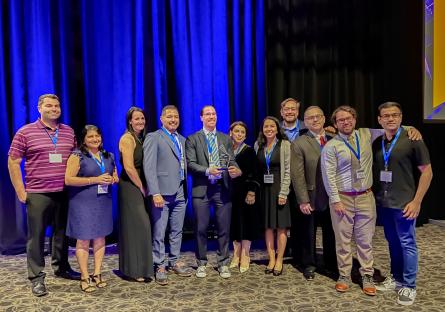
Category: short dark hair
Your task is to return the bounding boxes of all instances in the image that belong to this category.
[378,102,402,115]
[125,106,147,139]
[38,94,59,107]
[256,116,288,148]
[331,105,357,125]
[79,124,110,158]
[161,105,179,116]
[229,121,248,135]
[200,105,215,116]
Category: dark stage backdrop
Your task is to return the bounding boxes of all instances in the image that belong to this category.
[1,0,442,254]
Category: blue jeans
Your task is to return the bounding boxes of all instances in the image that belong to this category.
[151,185,187,269]
[378,207,417,288]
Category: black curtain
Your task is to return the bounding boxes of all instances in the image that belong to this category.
[266,0,442,223]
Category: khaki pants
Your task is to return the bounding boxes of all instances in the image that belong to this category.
[330,191,376,277]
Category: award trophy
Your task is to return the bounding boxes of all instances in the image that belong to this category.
[218,145,231,170]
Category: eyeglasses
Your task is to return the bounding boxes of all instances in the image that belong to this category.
[336,116,354,124]
[304,114,324,121]
[282,107,298,112]
[380,113,402,120]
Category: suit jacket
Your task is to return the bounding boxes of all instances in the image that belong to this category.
[185,129,238,198]
[143,129,187,196]
[290,132,333,211]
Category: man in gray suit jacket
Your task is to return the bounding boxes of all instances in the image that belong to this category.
[290,106,337,280]
[185,105,241,279]
[144,105,192,285]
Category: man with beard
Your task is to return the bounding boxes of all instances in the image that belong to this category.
[8,94,78,296]
[144,105,192,285]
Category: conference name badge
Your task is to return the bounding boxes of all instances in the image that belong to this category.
[49,153,62,163]
[380,170,392,183]
[264,174,274,184]
[97,185,108,194]
[356,169,365,180]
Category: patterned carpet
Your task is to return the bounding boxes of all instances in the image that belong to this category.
[1,224,445,312]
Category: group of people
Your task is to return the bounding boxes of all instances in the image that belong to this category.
[8,94,432,306]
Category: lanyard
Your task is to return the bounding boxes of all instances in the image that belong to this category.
[162,127,183,159]
[341,132,361,161]
[91,152,106,174]
[264,139,278,172]
[381,127,402,170]
[285,120,300,141]
[234,143,246,156]
[44,127,59,150]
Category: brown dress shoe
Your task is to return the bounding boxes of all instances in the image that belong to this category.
[362,274,376,296]
[335,276,351,292]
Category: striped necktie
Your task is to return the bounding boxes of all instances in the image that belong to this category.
[207,132,220,167]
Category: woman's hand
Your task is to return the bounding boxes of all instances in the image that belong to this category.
[96,173,113,185]
[245,191,255,205]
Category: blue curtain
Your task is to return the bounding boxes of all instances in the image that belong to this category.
[0,0,266,253]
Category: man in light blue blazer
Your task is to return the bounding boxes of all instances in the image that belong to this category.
[143,105,191,285]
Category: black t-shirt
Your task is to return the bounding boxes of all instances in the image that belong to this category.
[372,128,430,209]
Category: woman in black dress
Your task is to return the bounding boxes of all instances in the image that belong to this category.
[228,121,259,273]
[255,116,291,276]
[118,107,153,281]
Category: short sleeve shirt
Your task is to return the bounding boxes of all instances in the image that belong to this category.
[372,128,430,209]
[8,119,76,193]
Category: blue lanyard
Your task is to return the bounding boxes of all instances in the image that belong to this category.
[341,132,361,161]
[285,120,300,141]
[381,127,402,170]
[44,127,59,150]
[161,127,182,159]
[264,139,278,172]
[91,152,106,174]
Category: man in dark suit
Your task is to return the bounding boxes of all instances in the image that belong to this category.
[144,105,192,285]
[290,106,337,280]
[185,105,241,279]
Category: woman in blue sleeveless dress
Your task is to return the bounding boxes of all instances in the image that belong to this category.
[65,125,118,292]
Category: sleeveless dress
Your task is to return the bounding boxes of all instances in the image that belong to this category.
[258,140,291,229]
[66,151,114,240]
[118,135,154,279]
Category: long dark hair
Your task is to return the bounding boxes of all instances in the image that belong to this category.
[256,116,288,149]
[125,106,147,141]
[79,125,110,158]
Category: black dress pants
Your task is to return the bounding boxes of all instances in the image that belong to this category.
[26,192,70,282]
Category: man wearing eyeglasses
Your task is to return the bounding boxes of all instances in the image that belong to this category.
[290,106,338,281]
[279,98,306,142]
[320,105,421,296]
[372,102,432,306]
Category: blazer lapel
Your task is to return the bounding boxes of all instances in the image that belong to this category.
[198,130,209,163]
[304,132,321,156]
[160,129,180,160]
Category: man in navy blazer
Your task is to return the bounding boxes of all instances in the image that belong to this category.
[144,105,192,285]
[185,105,241,279]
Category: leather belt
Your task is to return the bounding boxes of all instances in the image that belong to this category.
[339,188,372,196]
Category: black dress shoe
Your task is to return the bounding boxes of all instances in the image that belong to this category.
[31,281,48,297]
[303,268,315,280]
[54,268,81,280]
[265,267,274,274]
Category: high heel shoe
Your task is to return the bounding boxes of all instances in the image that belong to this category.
[229,257,240,269]
[239,256,250,273]
[273,263,283,276]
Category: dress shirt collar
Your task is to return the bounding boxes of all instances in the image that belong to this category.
[203,127,217,136]
[338,129,357,141]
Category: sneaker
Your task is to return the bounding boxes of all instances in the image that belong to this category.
[218,265,231,279]
[376,275,402,291]
[155,267,168,285]
[362,274,376,296]
[195,265,207,278]
[170,263,193,277]
[335,275,351,292]
[397,287,417,306]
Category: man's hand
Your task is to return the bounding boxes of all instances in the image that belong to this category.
[331,201,345,216]
[152,194,165,208]
[208,167,222,177]
[278,196,287,205]
[299,202,314,215]
[403,200,421,220]
[17,191,27,204]
[324,126,336,134]
[228,166,242,178]
[245,191,255,205]
[407,127,422,141]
